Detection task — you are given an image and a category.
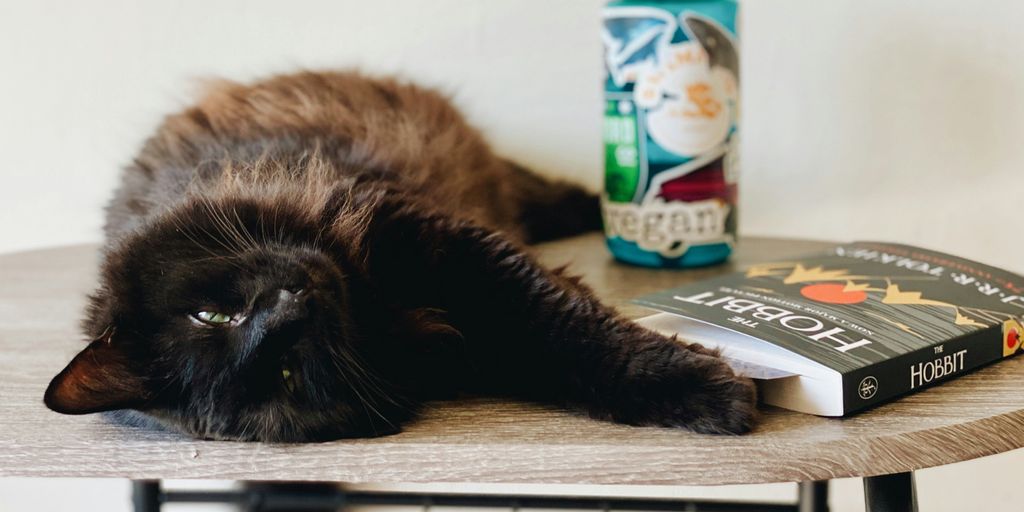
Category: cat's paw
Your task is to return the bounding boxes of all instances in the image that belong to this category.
[598,341,757,435]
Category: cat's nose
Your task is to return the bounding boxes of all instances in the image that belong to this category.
[237,289,310,369]
[253,288,309,329]
[269,288,308,323]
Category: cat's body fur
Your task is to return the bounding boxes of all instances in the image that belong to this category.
[45,71,756,441]
[105,72,594,244]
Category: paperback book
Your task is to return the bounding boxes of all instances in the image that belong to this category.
[634,241,1024,415]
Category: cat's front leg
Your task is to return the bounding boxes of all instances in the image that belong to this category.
[576,319,757,434]
[358,197,757,434]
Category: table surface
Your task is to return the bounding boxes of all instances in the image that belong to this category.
[1,234,1022,485]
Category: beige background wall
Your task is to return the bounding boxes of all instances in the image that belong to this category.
[2,0,1023,510]
[3,0,1023,270]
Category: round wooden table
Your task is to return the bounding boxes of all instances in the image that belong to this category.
[1,234,1022,512]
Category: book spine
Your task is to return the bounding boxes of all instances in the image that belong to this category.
[840,325,1007,414]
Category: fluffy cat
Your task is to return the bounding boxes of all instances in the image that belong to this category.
[44,71,756,441]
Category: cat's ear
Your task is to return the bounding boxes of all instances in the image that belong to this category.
[44,326,151,414]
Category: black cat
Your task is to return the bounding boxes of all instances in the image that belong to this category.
[44,71,756,441]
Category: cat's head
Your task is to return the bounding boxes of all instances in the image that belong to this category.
[44,193,405,441]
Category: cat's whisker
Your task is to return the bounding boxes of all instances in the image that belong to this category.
[165,213,246,270]
[194,191,248,255]
[323,347,397,428]
[339,371,395,430]
[206,200,251,255]
[188,222,248,269]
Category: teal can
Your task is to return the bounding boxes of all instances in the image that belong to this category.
[601,0,739,268]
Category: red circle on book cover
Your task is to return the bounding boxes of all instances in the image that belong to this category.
[799,283,868,304]
[1007,329,1019,350]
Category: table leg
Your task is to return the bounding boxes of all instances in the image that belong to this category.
[242,482,341,511]
[863,472,917,512]
[798,481,829,512]
[132,480,161,512]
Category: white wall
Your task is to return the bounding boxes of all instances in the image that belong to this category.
[2,0,1023,271]
[742,0,1024,272]
[2,1,1024,511]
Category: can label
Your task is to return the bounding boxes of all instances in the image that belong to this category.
[602,1,739,267]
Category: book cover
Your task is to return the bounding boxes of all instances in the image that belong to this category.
[633,241,1024,415]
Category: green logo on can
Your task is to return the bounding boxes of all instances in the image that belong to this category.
[603,99,641,203]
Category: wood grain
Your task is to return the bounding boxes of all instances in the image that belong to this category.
[1,235,1022,485]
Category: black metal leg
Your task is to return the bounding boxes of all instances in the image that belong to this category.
[863,472,917,512]
[242,482,342,511]
[798,481,829,512]
[132,480,161,512]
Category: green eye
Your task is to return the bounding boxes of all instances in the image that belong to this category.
[193,310,233,325]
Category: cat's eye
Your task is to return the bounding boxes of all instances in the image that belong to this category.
[192,310,233,325]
